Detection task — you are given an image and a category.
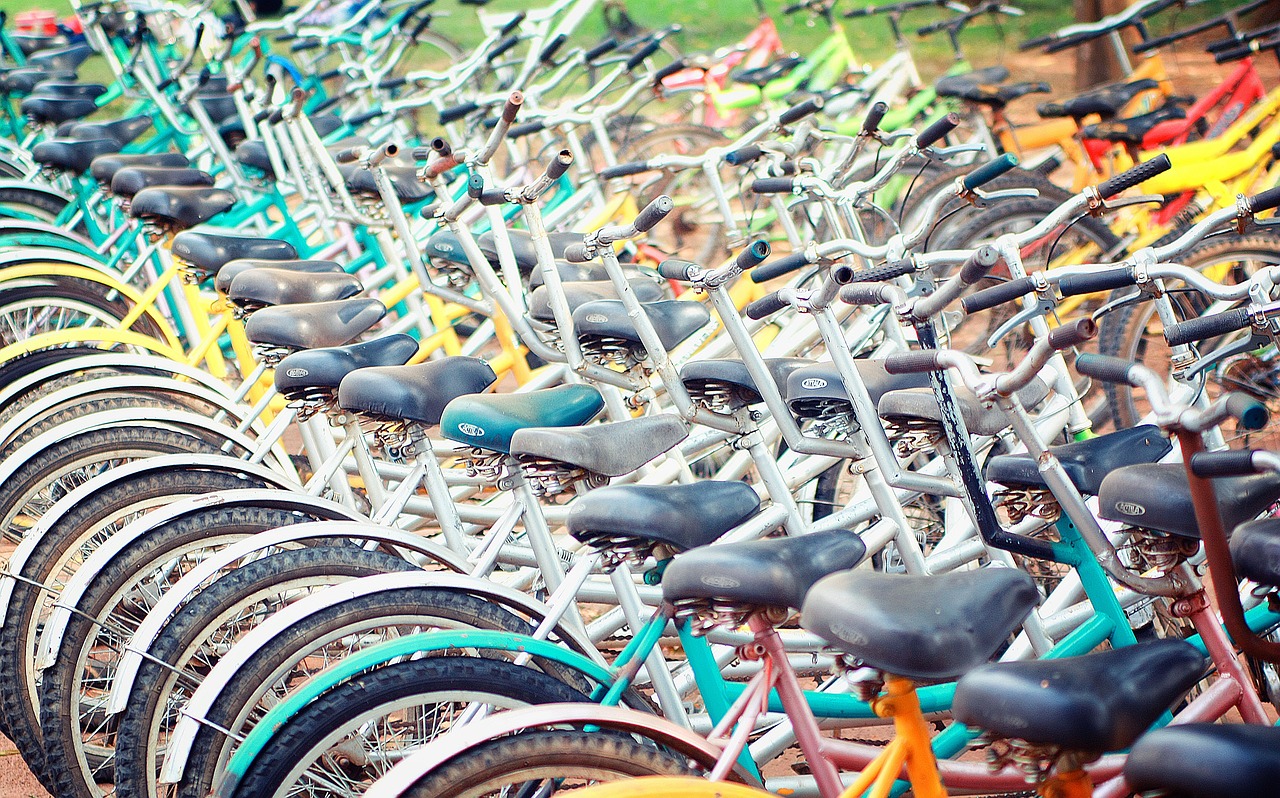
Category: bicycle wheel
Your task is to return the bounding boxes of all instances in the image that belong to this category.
[614,123,731,264]
[0,283,168,348]
[569,777,772,797]
[37,505,330,798]
[171,586,547,798]
[229,657,594,798]
[0,186,71,226]
[1098,232,1280,442]
[0,465,276,787]
[401,730,700,797]
[0,424,228,543]
[113,545,419,798]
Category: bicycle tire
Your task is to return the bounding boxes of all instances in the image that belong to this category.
[561,777,772,797]
[229,656,594,798]
[0,424,227,544]
[401,729,700,797]
[0,466,277,782]
[170,585,547,798]
[37,504,328,798]
[0,186,73,228]
[1098,232,1280,436]
[113,545,418,798]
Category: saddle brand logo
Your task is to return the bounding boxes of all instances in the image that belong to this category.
[828,621,867,646]
[700,575,741,589]
[584,313,609,324]
[801,378,827,390]
[1115,501,1146,516]
[285,368,309,378]
[457,423,485,437]
[435,242,454,253]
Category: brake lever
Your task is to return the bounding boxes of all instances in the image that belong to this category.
[1091,288,1144,321]
[986,284,1055,349]
[1186,331,1274,378]
[928,142,988,159]
[1091,192,1165,215]
[968,186,1039,207]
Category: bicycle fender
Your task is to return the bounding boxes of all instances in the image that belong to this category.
[35,489,365,670]
[107,521,470,714]
[362,704,758,798]
[0,455,297,627]
[217,630,623,796]
[160,570,604,784]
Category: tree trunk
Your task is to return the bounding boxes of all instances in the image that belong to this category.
[1073,0,1131,90]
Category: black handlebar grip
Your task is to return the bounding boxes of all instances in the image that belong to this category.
[564,243,592,263]
[658,259,698,281]
[487,34,520,63]
[1056,267,1137,297]
[840,283,890,306]
[508,120,547,139]
[960,276,1037,314]
[409,12,434,41]
[291,37,321,52]
[318,68,343,81]
[736,240,772,271]
[379,76,407,90]
[745,291,791,320]
[1047,317,1098,350]
[313,94,344,115]
[1213,41,1257,65]
[539,33,567,63]
[751,177,796,195]
[1163,307,1252,347]
[498,10,526,37]
[751,251,811,284]
[585,37,620,62]
[1044,31,1097,54]
[1073,353,1139,386]
[438,101,479,125]
[626,39,663,71]
[959,245,1001,285]
[653,58,687,84]
[1248,185,1280,214]
[1227,392,1270,430]
[862,101,888,135]
[1190,449,1262,478]
[347,108,383,126]
[634,196,674,232]
[466,172,485,199]
[916,112,960,149]
[1019,33,1056,51]
[253,108,271,123]
[848,258,916,283]
[725,145,764,166]
[1096,153,1172,198]
[883,350,945,374]
[479,189,508,206]
[599,161,653,180]
[545,150,572,181]
[333,147,361,163]
[779,97,823,126]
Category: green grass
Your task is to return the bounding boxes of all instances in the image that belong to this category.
[4,0,1261,85]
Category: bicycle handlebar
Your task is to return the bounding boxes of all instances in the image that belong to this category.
[1097,153,1172,198]
[962,153,1019,191]
[915,112,960,148]
[1163,307,1253,346]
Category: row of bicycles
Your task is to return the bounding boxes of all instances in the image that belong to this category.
[1,0,1279,795]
